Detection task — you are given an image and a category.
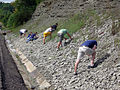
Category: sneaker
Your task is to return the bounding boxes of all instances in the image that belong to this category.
[74,72,78,75]
[56,48,59,51]
[87,65,95,69]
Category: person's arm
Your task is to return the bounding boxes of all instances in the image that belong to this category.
[91,51,96,66]
[35,35,38,38]
[93,45,97,50]
[24,33,26,37]
[64,37,67,40]
[90,45,97,66]
[67,32,72,39]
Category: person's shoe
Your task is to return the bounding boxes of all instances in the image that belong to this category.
[56,48,59,51]
[87,65,95,69]
[74,72,78,75]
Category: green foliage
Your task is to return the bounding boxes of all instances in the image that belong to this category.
[7,0,37,28]
[0,2,14,27]
[50,13,87,40]
[7,0,45,28]
[7,12,21,27]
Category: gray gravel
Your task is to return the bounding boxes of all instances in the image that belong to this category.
[11,18,120,90]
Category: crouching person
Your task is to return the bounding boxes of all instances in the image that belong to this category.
[26,32,38,43]
[19,29,28,38]
[57,29,72,49]
[74,40,97,75]
[27,32,32,39]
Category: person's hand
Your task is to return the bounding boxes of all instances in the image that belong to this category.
[71,37,73,40]
[64,38,67,40]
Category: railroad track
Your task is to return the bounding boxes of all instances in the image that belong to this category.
[0,34,27,90]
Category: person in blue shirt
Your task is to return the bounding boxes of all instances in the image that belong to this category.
[27,32,32,39]
[74,40,97,75]
[26,32,38,43]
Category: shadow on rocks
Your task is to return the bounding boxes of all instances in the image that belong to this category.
[64,39,72,46]
[94,53,111,68]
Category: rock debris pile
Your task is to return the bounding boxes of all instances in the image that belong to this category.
[11,18,120,90]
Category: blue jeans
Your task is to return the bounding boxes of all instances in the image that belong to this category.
[26,37,37,43]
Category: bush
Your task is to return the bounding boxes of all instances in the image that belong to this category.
[7,12,21,28]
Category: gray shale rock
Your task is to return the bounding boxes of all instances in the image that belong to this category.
[12,8,120,90]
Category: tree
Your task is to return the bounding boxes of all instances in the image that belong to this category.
[8,0,37,27]
[0,2,14,27]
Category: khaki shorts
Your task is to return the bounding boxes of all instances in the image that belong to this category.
[43,32,51,38]
[77,46,94,60]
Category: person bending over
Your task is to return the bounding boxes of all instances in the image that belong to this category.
[57,29,72,49]
[19,29,28,38]
[26,32,38,43]
[74,40,97,75]
[43,26,54,44]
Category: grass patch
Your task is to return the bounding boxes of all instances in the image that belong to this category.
[7,9,105,41]
[50,12,90,40]
[49,9,103,42]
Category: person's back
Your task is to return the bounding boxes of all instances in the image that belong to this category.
[80,40,97,49]
[44,27,52,33]
[27,32,32,39]
[20,29,27,33]
[19,29,28,38]
[30,33,36,38]
[58,29,67,35]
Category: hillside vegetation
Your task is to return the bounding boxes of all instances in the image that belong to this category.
[14,0,120,39]
[0,0,44,29]
[0,2,14,27]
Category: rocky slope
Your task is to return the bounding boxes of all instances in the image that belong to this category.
[8,0,120,90]
[10,16,120,90]
[25,0,120,31]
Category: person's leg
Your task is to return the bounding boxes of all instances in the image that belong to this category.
[85,47,96,67]
[57,34,63,49]
[20,32,23,38]
[26,37,32,43]
[74,59,80,75]
[91,52,96,66]
[57,41,61,49]
[33,37,38,40]
[43,33,47,44]
[74,47,84,75]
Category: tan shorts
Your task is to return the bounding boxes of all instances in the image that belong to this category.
[77,46,94,60]
[43,32,51,38]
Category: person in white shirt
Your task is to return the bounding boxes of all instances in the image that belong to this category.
[43,26,54,44]
[19,29,28,38]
